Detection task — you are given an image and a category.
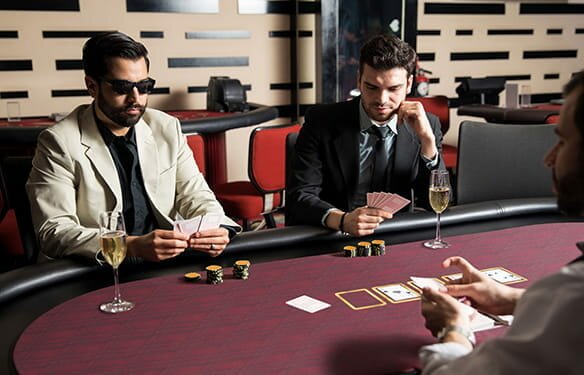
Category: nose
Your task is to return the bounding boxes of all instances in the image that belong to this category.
[379,90,391,105]
[126,86,140,102]
[544,143,558,168]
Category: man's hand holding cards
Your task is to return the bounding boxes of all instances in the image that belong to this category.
[174,213,229,256]
[366,192,410,214]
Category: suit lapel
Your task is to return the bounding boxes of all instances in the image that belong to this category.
[134,118,159,196]
[79,106,123,210]
[393,121,420,184]
[333,99,361,193]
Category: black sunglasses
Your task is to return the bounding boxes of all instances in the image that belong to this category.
[100,77,156,95]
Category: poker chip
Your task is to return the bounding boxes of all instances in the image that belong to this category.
[206,265,224,284]
[183,272,201,281]
[233,260,251,280]
[357,241,371,257]
[371,240,386,256]
[343,245,357,257]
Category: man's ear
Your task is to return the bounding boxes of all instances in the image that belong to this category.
[85,76,98,98]
[406,74,413,95]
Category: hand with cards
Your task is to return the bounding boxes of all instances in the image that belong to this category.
[366,192,410,214]
[174,213,230,256]
[439,256,526,316]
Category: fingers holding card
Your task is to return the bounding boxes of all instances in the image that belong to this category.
[174,213,223,237]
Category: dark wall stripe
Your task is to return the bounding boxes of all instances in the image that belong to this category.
[168,57,248,68]
[576,28,584,34]
[269,30,313,38]
[418,53,435,62]
[55,59,82,70]
[188,84,251,93]
[523,50,577,59]
[51,89,89,97]
[270,82,313,90]
[487,74,531,81]
[151,87,170,95]
[520,4,584,14]
[429,78,440,84]
[451,52,509,61]
[425,3,504,15]
[127,0,218,13]
[456,29,473,36]
[0,60,33,71]
[140,31,164,38]
[0,91,28,99]
[185,31,250,39]
[547,29,562,35]
[488,29,533,35]
[0,0,79,11]
[418,30,440,36]
[275,104,312,118]
[43,30,115,38]
[544,73,560,80]
[0,31,18,38]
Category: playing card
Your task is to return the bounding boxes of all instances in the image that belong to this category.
[409,276,446,292]
[199,212,223,231]
[481,267,527,284]
[381,194,410,214]
[286,295,331,313]
[373,283,420,303]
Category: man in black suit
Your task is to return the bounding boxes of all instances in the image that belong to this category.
[286,34,444,236]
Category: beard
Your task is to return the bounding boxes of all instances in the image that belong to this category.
[554,168,584,216]
[97,90,146,128]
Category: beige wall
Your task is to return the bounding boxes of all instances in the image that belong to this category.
[1,0,583,180]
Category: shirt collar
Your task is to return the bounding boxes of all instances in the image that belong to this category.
[359,100,398,135]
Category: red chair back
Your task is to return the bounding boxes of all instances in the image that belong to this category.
[407,95,450,135]
[249,123,302,193]
[186,133,206,177]
[545,114,560,124]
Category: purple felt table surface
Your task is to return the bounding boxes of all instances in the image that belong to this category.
[14,223,583,375]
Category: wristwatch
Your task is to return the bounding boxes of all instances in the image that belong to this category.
[437,325,476,346]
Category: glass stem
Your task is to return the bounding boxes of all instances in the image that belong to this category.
[435,213,442,242]
[112,267,122,304]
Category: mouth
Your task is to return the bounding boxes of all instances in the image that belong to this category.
[125,105,143,116]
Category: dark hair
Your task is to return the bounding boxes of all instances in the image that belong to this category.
[82,32,149,79]
[564,70,584,140]
[359,34,417,78]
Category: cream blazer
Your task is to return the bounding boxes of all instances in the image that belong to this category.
[26,104,239,260]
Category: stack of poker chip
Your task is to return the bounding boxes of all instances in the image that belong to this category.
[233,260,251,280]
[371,240,386,256]
[357,241,371,257]
[343,245,357,257]
[206,265,224,284]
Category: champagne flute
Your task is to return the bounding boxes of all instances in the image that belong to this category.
[424,170,451,249]
[98,211,134,313]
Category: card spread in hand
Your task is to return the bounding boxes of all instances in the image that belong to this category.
[174,213,223,236]
[367,192,410,214]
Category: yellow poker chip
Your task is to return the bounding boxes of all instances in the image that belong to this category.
[206,265,222,272]
[371,240,385,246]
[235,260,250,267]
[357,241,371,247]
[183,272,201,281]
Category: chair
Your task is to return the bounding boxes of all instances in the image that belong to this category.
[0,156,37,264]
[408,95,458,170]
[545,115,560,124]
[214,123,302,230]
[456,121,556,205]
[185,132,207,177]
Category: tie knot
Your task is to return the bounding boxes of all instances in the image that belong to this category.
[370,125,390,140]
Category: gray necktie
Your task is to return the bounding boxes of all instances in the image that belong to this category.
[370,126,392,192]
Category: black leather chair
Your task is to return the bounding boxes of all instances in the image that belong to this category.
[0,156,38,264]
[456,121,556,205]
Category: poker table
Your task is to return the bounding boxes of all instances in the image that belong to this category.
[1,198,583,374]
[457,103,561,124]
[0,104,278,186]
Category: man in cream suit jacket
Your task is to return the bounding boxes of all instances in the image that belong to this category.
[26,32,239,262]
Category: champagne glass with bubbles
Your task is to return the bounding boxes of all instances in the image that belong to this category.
[98,211,134,313]
[424,170,451,249]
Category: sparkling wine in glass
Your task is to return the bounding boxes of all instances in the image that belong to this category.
[99,211,134,313]
[424,170,451,249]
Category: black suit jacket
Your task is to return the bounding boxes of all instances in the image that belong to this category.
[286,97,444,226]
